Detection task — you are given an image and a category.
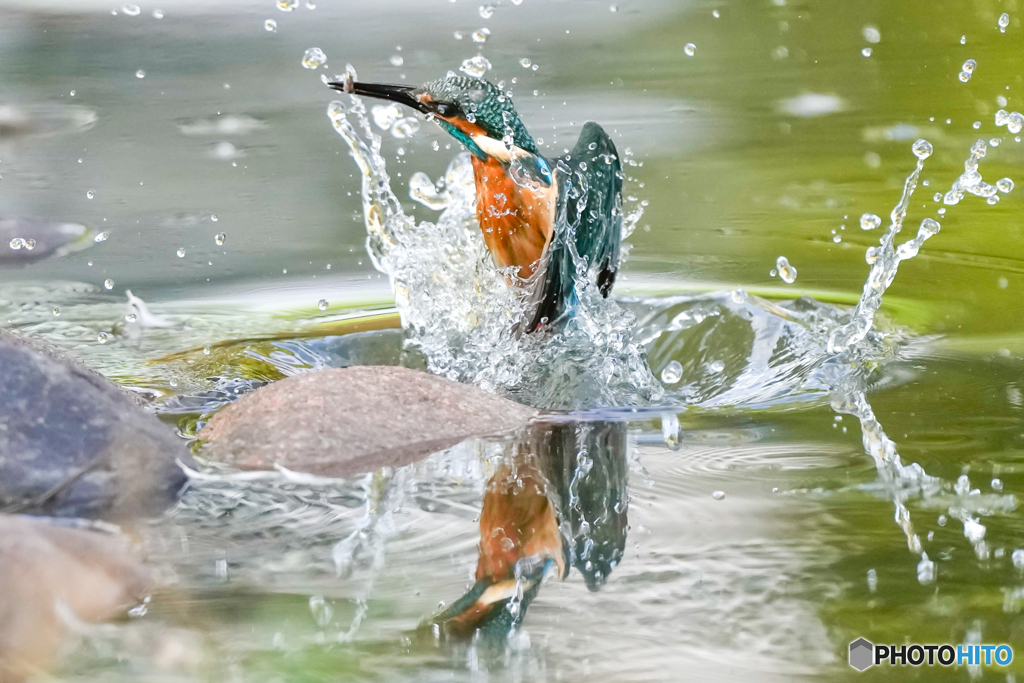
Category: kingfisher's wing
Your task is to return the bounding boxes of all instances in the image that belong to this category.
[527,121,623,331]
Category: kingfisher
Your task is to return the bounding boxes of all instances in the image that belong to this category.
[328,73,623,332]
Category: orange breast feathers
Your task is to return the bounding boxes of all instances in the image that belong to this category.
[471,154,558,281]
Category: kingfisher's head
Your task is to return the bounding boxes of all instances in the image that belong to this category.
[328,73,552,186]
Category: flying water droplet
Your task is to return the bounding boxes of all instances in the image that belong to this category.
[520,57,532,68]
[962,58,977,74]
[684,43,696,57]
[660,360,682,384]
[707,359,725,374]
[472,28,490,43]
[997,177,1014,193]
[176,247,186,258]
[712,490,725,500]
[460,54,492,78]
[215,232,226,245]
[122,4,140,16]
[916,554,936,584]
[52,307,60,316]
[94,231,108,242]
[302,47,327,69]
[8,238,25,250]
[97,332,109,344]
[371,104,403,130]
[1013,549,1024,569]
[264,18,277,31]
[912,138,933,159]
[389,54,404,67]
[86,190,95,199]
[775,255,797,283]
[318,299,329,311]
[103,278,114,290]
[861,47,872,57]
[999,12,1010,31]
[136,69,146,79]
[277,0,298,10]
[862,26,881,43]
[125,313,137,323]
[479,3,494,18]
[152,8,163,18]
[860,213,882,230]
[391,117,420,138]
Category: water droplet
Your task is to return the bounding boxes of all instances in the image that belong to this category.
[472,28,490,43]
[460,54,492,78]
[861,47,872,57]
[1013,548,1024,569]
[660,360,682,384]
[277,0,298,10]
[203,345,211,355]
[960,35,967,44]
[391,116,420,138]
[103,278,114,290]
[306,0,315,8]
[684,43,696,57]
[992,478,1003,491]
[859,213,882,230]
[52,307,60,316]
[176,247,186,258]
[318,299,329,310]
[264,18,277,31]
[215,232,226,245]
[916,554,935,584]
[389,54,404,67]
[371,104,403,130]
[97,332,109,344]
[302,47,327,69]
[997,177,1014,193]
[86,190,95,199]
[210,214,219,222]
[775,255,797,283]
[479,3,494,18]
[152,8,163,18]
[999,12,1010,30]
[610,4,619,11]
[712,490,725,500]
[94,231,108,242]
[990,137,1001,147]
[8,237,25,250]
[707,359,725,374]
[862,26,881,43]
[136,69,146,79]
[912,138,933,159]
[519,57,532,68]
[962,59,977,74]
[959,71,971,82]
[125,312,137,323]
[122,4,140,16]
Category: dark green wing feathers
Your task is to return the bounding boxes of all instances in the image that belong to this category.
[527,122,623,331]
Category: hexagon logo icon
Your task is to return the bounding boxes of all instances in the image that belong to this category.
[849,638,874,671]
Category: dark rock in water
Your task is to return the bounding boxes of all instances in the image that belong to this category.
[199,365,536,476]
[0,330,194,519]
[0,218,89,265]
[0,514,150,683]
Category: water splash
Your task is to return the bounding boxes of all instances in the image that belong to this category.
[826,138,1003,354]
[326,81,660,409]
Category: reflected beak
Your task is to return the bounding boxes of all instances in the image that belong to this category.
[327,77,427,114]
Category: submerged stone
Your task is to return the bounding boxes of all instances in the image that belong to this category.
[0,514,150,682]
[198,365,536,476]
[0,330,194,519]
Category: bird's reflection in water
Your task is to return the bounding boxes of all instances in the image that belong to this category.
[431,419,629,641]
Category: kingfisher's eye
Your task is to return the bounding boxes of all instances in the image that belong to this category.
[435,103,455,117]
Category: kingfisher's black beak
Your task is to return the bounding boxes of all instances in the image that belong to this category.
[327,77,428,114]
